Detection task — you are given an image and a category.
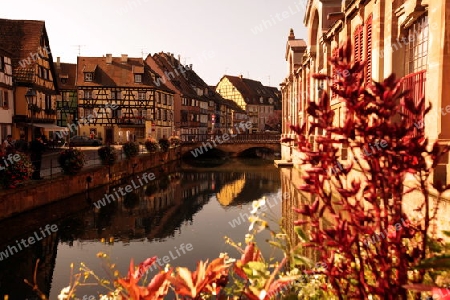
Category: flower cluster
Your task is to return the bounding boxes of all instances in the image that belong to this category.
[97,146,118,166]
[122,141,139,159]
[57,149,85,175]
[168,135,181,147]
[144,137,159,153]
[0,153,33,188]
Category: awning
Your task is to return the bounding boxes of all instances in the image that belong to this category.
[27,123,70,131]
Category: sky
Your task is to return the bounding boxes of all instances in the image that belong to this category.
[2,0,308,87]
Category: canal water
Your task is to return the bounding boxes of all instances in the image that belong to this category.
[0,158,306,299]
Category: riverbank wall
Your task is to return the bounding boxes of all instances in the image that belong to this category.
[0,148,180,221]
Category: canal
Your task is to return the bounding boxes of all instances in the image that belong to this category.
[0,158,306,299]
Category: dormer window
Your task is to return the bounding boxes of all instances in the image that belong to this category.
[134,74,142,83]
[84,72,93,82]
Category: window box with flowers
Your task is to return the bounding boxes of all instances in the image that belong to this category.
[28,104,42,113]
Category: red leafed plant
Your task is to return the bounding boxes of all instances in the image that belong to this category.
[283,39,450,299]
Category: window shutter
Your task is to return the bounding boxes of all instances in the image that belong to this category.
[365,15,373,85]
[354,25,363,62]
[332,47,339,98]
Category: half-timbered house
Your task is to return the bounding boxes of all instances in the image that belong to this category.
[0,19,61,141]
[0,48,14,142]
[76,54,175,144]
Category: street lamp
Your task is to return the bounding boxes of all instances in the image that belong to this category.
[25,88,37,141]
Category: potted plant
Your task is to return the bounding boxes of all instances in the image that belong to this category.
[168,135,181,147]
[158,136,170,152]
[122,141,139,159]
[97,145,118,165]
[58,149,85,175]
[0,152,33,188]
[144,137,159,153]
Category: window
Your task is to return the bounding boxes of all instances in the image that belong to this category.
[84,90,93,99]
[60,77,67,84]
[134,74,142,83]
[84,108,94,118]
[162,94,167,105]
[84,72,93,82]
[156,93,161,104]
[0,56,3,71]
[111,91,121,100]
[138,92,146,100]
[2,91,8,109]
[45,95,51,110]
[405,15,429,74]
[365,15,373,85]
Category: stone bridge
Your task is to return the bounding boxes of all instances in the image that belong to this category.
[179,133,281,158]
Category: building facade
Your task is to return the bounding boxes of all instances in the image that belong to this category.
[0,48,14,143]
[76,54,174,144]
[216,75,280,132]
[54,59,78,137]
[0,19,61,141]
[281,0,450,182]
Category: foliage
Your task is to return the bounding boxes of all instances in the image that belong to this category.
[144,137,159,153]
[282,39,450,299]
[159,137,170,152]
[58,149,85,175]
[122,141,139,159]
[0,152,33,188]
[168,135,181,147]
[265,110,282,131]
[98,146,118,166]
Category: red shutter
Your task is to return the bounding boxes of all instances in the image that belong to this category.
[332,47,339,98]
[365,15,373,85]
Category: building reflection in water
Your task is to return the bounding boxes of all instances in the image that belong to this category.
[280,167,320,263]
[0,163,281,299]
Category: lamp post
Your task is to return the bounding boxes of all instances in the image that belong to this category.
[25,88,37,141]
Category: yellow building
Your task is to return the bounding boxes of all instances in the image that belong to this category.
[281,0,450,183]
[216,75,280,133]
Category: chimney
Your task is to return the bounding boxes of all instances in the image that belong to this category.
[189,64,193,70]
[239,74,243,79]
[106,54,112,64]
[170,54,175,66]
[288,28,295,40]
[121,54,128,63]
[56,57,60,69]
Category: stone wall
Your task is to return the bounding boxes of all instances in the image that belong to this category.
[0,148,180,220]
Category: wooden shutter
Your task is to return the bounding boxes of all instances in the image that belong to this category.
[365,15,373,85]
[331,47,339,98]
[354,25,363,62]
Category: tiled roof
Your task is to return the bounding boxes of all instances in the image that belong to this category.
[13,68,34,83]
[220,75,281,105]
[0,47,13,59]
[0,19,46,68]
[76,56,173,92]
[55,62,77,90]
[0,18,59,92]
[148,52,199,99]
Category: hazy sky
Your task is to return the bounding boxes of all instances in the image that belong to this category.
[2,0,307,87]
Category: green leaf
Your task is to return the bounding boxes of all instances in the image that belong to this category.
[268,241,284,250]
[415,255,450,270]
[294,226,309,242]
[442,230,450,238]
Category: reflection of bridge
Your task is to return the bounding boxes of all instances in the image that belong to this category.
[180,134,281,157]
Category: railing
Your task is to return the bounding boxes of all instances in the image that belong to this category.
[180,133,281,144]
[401,69,426,128]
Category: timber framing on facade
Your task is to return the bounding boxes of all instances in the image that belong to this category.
[76,55,175,143]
